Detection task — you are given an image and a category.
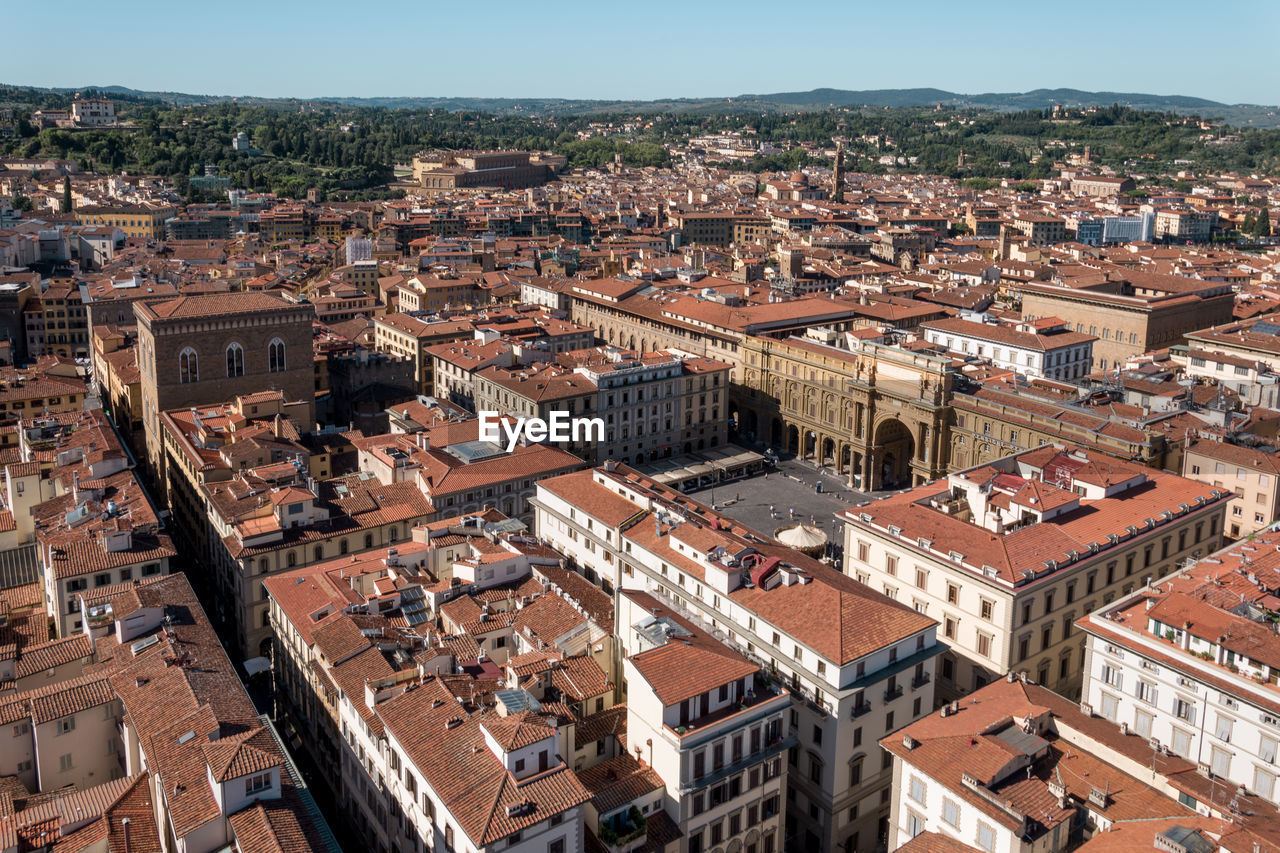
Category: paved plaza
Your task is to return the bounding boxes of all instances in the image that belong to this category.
[686,456,873,568]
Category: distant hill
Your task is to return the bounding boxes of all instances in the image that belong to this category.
[7,84,1276,124]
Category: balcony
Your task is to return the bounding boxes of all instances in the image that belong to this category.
[912,672,932,690]
[884,684,903,702]
[670,677,788,739]
[598,807,647,853]
[680,732,795,794]
[850,701,872,718]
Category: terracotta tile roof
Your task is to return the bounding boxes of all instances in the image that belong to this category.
[575,703,627,750]
[201,726,283,782]
[548,656,612,702]
[139,291,306,321]
[512,593,589,649]
[622,590,758,706]
[225,785,332,853]
[481,711,556,751]
[376,678,590,846]
[845,448,1225,585]
[26,672,115,724]
[576,753,664,815]
[883,680,1200,839]
[894,831,982,852]
[14,634,92,679]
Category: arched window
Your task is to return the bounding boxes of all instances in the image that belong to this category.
[179,347,198,384]
[226,343,244,378]
[268,338,286,373]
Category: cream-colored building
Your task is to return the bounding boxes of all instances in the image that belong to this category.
[1181,438,1280,540]
[533,463,940,853]
[841,444,1228,702]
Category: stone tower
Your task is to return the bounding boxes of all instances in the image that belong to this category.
[831,143,845,203]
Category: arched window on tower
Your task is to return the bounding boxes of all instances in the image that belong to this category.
[226,342,244,378]
[179,347,198,384]
[268,338,286,373]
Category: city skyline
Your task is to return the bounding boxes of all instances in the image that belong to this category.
[7,0,1279,105]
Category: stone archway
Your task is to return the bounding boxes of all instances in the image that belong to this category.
[872,418,915,490]
[786,424,800,456]
[770,417,783,448]
[821,437,836,466]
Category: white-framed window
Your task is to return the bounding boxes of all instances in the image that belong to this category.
[943,798,960,827]
[226,342,245,377]
[268,337,286,373]
[179,347,198,383]
[1215,714,1234,744]
[1134,709,1154,740]
[909,776,925,803]
[1171,728,1192,758]
[977,822,996,853]
[1260,735,1278,765]
[1255,767,1276,800]
[245,771,272,795]
[1211,746,1232,778]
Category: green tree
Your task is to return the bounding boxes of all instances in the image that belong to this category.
[60,176,72,213]
[11,193,33,211]
[1255,199,1272,237]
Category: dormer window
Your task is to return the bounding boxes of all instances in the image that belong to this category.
[245,772,271,795]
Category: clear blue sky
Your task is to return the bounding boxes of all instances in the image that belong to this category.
[8,0,1278,104]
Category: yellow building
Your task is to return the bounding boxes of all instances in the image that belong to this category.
[74,204,176,239]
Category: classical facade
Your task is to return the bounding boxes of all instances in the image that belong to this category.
[1019,276,1234,372]
[841,445,1228,703]
[736,335,953,490]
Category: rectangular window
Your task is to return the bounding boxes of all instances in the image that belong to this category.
[245,772,272,795]
[1255,768,1276,801]
[1134,709,1154,740]
[1261,735,1278,765]
[909,776,925,803]
[943,799,960,827]
[1210,746,1231,778]
[1171,728,1192,758]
